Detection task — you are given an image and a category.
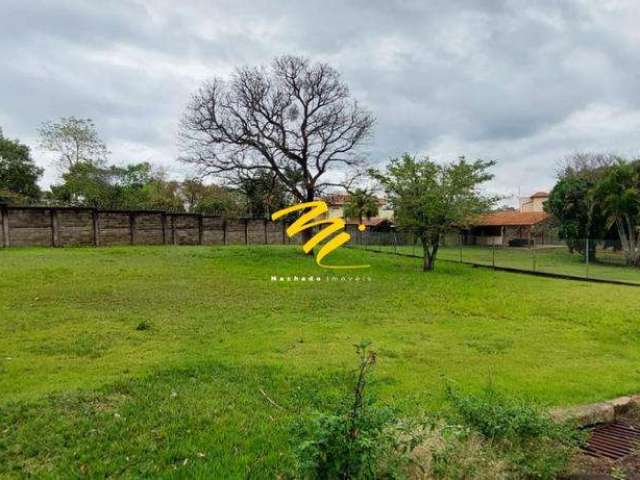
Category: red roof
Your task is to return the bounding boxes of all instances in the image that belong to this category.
[473,211,549,227]
[530,191,549,198]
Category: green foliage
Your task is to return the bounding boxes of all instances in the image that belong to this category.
[0,130,43,203]
[545,154,611,259]
[294,341,423,479]
[135,320,151,331]
[547,154,640,266]
[593,160,640,266]
[182,178,246,216]
[443,386,582,479]
[371,154,497,271]
[143,179,185,211]
[38,116,109,170]
[237,171,291,218]
[343,189,379,224]
[49,161,161,209]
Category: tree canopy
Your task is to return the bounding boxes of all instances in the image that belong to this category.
[0,130,43,204]
[342,188,379,224]
[371,154,497,271]
[179,55,375,221]
[546,153,640,265]
[39,117,109,170]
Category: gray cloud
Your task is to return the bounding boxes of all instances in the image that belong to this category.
[1,0,639,204]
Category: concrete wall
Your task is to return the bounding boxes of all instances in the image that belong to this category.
[0,206,290,248]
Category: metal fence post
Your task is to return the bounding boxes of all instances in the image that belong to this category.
[459,233,463,263]
[492,242,495,269]
[532,238,536,272]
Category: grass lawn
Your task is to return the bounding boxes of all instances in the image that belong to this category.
[361,243,640,284]
[1,245,639,478]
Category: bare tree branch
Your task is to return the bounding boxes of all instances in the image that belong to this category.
[179,55,375,209]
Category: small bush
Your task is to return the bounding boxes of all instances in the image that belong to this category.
[135,320,151,331]
[436,385,583,479]
[294,341,424,479]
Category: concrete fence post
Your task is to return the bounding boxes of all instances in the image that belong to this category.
[223,220,227,245]
[264,219,268,244]
[1,205,9,247]
[171,215,176,245]
[244,219,248,245]
[198,215,204,245]
[160,212,167,245]
[282,223,287,244]
[50,208,60,247]
[92,209,100,247]
[129,213,136,245]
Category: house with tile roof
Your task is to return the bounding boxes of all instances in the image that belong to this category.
[322,193,394,227]
[466,192,553,246]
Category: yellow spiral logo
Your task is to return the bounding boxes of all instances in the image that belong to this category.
[271,201,370,269]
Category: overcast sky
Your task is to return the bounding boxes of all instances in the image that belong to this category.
[1,0,639,205]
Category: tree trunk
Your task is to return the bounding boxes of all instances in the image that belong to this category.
[301,228,314,250]
[420,234,440,271]
[301,188,315,255]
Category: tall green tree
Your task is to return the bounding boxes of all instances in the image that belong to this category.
[545,177,602,259]
[181,179,245,217]
[0,129,43,204]
[342,188,379,224]
[593,160,640,266]
[236,171,291,218]
[144,179,185,212]
[49,162,156,209]
[546,153,614,260]
[39,117,109,170]
[371,154,497,271]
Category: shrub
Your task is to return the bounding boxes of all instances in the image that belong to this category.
[438,385,583,479]
[293,341,424,479]
[135,320,151,331]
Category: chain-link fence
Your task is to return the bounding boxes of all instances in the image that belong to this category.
[348,227,640,286]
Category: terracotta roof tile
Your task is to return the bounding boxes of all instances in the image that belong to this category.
[472,211,549,226]
[530,191,549,198]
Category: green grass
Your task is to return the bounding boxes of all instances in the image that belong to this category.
[361,243,640,284]
[1,245,639,478]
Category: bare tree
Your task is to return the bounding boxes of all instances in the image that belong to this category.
[179,55,375,237]
[39,117,109,171]
[555,152,617,181]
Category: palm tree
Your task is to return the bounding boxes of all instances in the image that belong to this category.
[594,160,640,266]
[343,188,380,225]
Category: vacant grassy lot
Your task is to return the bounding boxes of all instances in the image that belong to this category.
[361,243,640,284]
[1,245,639,478]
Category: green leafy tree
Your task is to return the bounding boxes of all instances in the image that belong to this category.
[49,162,156,209]
[39,117,109,170]
[545,177,602,259]
[342,188,379,224]
[237,171,291,218]
[593,160,640,266]
[371,154,497,271]
[144,179,185,212]
[181,179,246,217]
[545,154,611,259]
[0,130,43,204]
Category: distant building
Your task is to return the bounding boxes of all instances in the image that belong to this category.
[466,191,552,246]
[519,191,549,213]
[322,193,394,227]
